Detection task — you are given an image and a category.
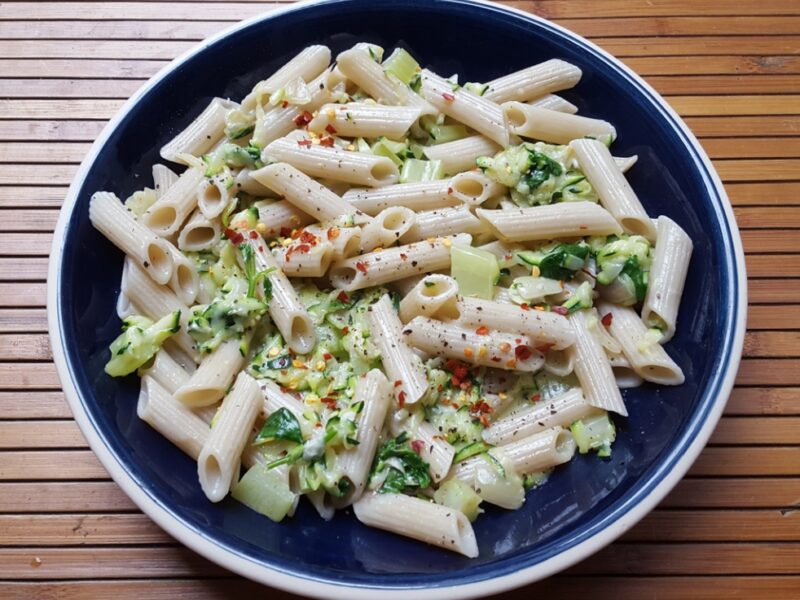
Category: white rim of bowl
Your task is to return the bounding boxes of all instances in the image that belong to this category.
[47,0,747,598]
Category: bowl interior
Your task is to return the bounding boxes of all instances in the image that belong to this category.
[56,0,738,589]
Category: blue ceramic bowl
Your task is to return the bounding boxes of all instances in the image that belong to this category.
[48,0,746,597]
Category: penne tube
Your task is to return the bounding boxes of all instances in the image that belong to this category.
[353,492,478,558]
[328,234,471,291]
[484,59,582,103]
[482,388,593,445]
[343,180,460,216]
[608,350,645,389]
[615,154,638,174]
[528,94,578,114]
[165,243,199,306]
[423,135,500,176]
[177,209,220,252]
[140,349,191,394]
[116,289,134,319]
[261,137,399,188]
[569,308,627,416]
[367,294,429,406]
[143,167,205,238]
[398,274,459,323]
[418,69,509,147]
[240,235,316,354]
[476,202,622,242]
[542,348,575,377]
[337,370,393,502]
[174,338,245,407]
[273,240,335,278]
[415,421,455,483]
[160,98,238,164]
[305,224,362,259]
[257,199,315,237]
[448,171,505,207]
[569,138,657,241]
[89,191,173,285]
[403,316,545,372]
[197,174,234,220]
[359,207,416,252]
[152,164,179,198]
[197,372,262,502]
[258,378,306,420]
[309,103,422,138]
[503,102,616,144]
[400,204,489,243]
[642,215,693,342]
[598,301,685,385]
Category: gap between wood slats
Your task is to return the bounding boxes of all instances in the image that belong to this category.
[2,578,800,600]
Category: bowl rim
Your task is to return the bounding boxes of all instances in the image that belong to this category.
[47,0,747,597]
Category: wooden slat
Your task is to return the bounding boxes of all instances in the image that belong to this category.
[596,37,800,58]
[0,363,60,388]
[727,387,800,415]
[744,332,800,357]
[0,333,51,360]
[749,280,800,304]
[565,16,800,37]
[674,96,800,117]
[744,306,799,332]
[0,283,47,307]
[0,165,78,185]
[0,514,166,545]
[728,182,800,207]
[0,209,59,232]
[735,206,800,227]
[623,510,800,542]
[0,187,67,208]
[651,75,800,96]
[0,233,53,255]
[689,447,800,476]
[0,79,143,99]
[0,259,49,281]
[0,121,106,141]
[746,256,800,278]
[0,421,87,449]
[0,142,90,163]
[0,391,71,419]
[0,482,136,513]
[710,417,800,445]
[742,231,799,254]
[684,116,800,137]
[736,359,800,385]
[0,450,106,480]
[0,309,49,332]
[703,139,800,160]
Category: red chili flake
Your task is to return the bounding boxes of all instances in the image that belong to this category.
[515,345,533,360]
[321,397,338,409]
[249,230,259,239]
[279,226,293,238]
[490,357,502,363]
[445,358,470,387]
[355,261,368,274]
[437,384,444,392]
[601,312,614,327]
[327,227,340,241]
[323,352,333,360]
[479,415,491,428]
[394,380,403,388]
[325,123,338,135]
[442,92,455,102]
[297,139,313,147]
[470,400,493,416]
[531,393,541,402]
[475,326,490,336]
[294,243,311,255]
[292,110,313,127]
[282,100,289,108]
[552,306,569,316]
[336,292,349,305]
[515,338,522,344]
[291,228,302,239]
[342,326,350,335]
[223,227,244,245]
[398,390,407,408]
[579,224,588,230]
[447,187,453,195]
[520,303,530,311]
[399,253,408,261]
[299,230,318,245]
[319,136,335,147]
[410,439,425,454]
[535,342,555,353]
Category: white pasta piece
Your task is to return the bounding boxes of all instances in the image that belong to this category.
[367,294,428,406]
[337,370,392,502]
[273,241,335,278]
[258,378,305,420]
[484,59,583,103]
[482,388,592,445]
[140,349,191,394]
[418,69,509,147]
[598,301,685,385]
[307,489,336,521]
[503,102,616,144]
[343,180,460,216]
[309,103,422,138]
[608,350,645,389]
[335,46,436,115]
[116,290,134,319]
[241,235,315,354]
[570,138,657,241]
[261,137,399,188]
[569,309,627,416]
[122,259,200,363]
[251,162,368,224]
[164,243,199,306]
[89,191,174,285]
[492,287,513,304]
[642,215,693,341]
[257,199,314,237]
[197,174,234,220]
[448,171,505,206]
[242,45,332,112]
[415,421,455,483]
[400,204,489,243]
[359,207,416,252]
[449,296,576,350]
[174,338,244,407]
[542,348,575,377]
[398,274,459,323]
[137,376,210,461]
[353,493,478,558]
[328,234,471,291]
[232,169,276,196]
[177,209,220,252]
[197,372,262,502]
[476,202,622,242]
[404,316,544,372]
[160,98,238,164]
[143,167,205,238]
[422,135,500,176]
[305,224,362,259]
[152,164,179,198]
[615,155,638,174]
[528,94,578,114]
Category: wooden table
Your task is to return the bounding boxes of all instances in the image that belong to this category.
[1,1,799,598]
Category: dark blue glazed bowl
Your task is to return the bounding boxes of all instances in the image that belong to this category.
[48,1,746,597]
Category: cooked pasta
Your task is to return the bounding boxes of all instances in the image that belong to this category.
[91,42,691,558]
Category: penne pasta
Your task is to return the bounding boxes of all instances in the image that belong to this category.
[160,98,238,165]
[398,274,459,323]
[143,167,205,238]
[309,103,421,139]
[483,59,582,103]
[423,135,501,176]
[476,202,622,242]
[503,102,616,144]
[359,206,416,252]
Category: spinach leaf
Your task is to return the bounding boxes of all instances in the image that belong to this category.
[537,243,589,280]
[620,255,648,301]
[254,407,303,445]
[370,432,431,494]
[521,150,563,191]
